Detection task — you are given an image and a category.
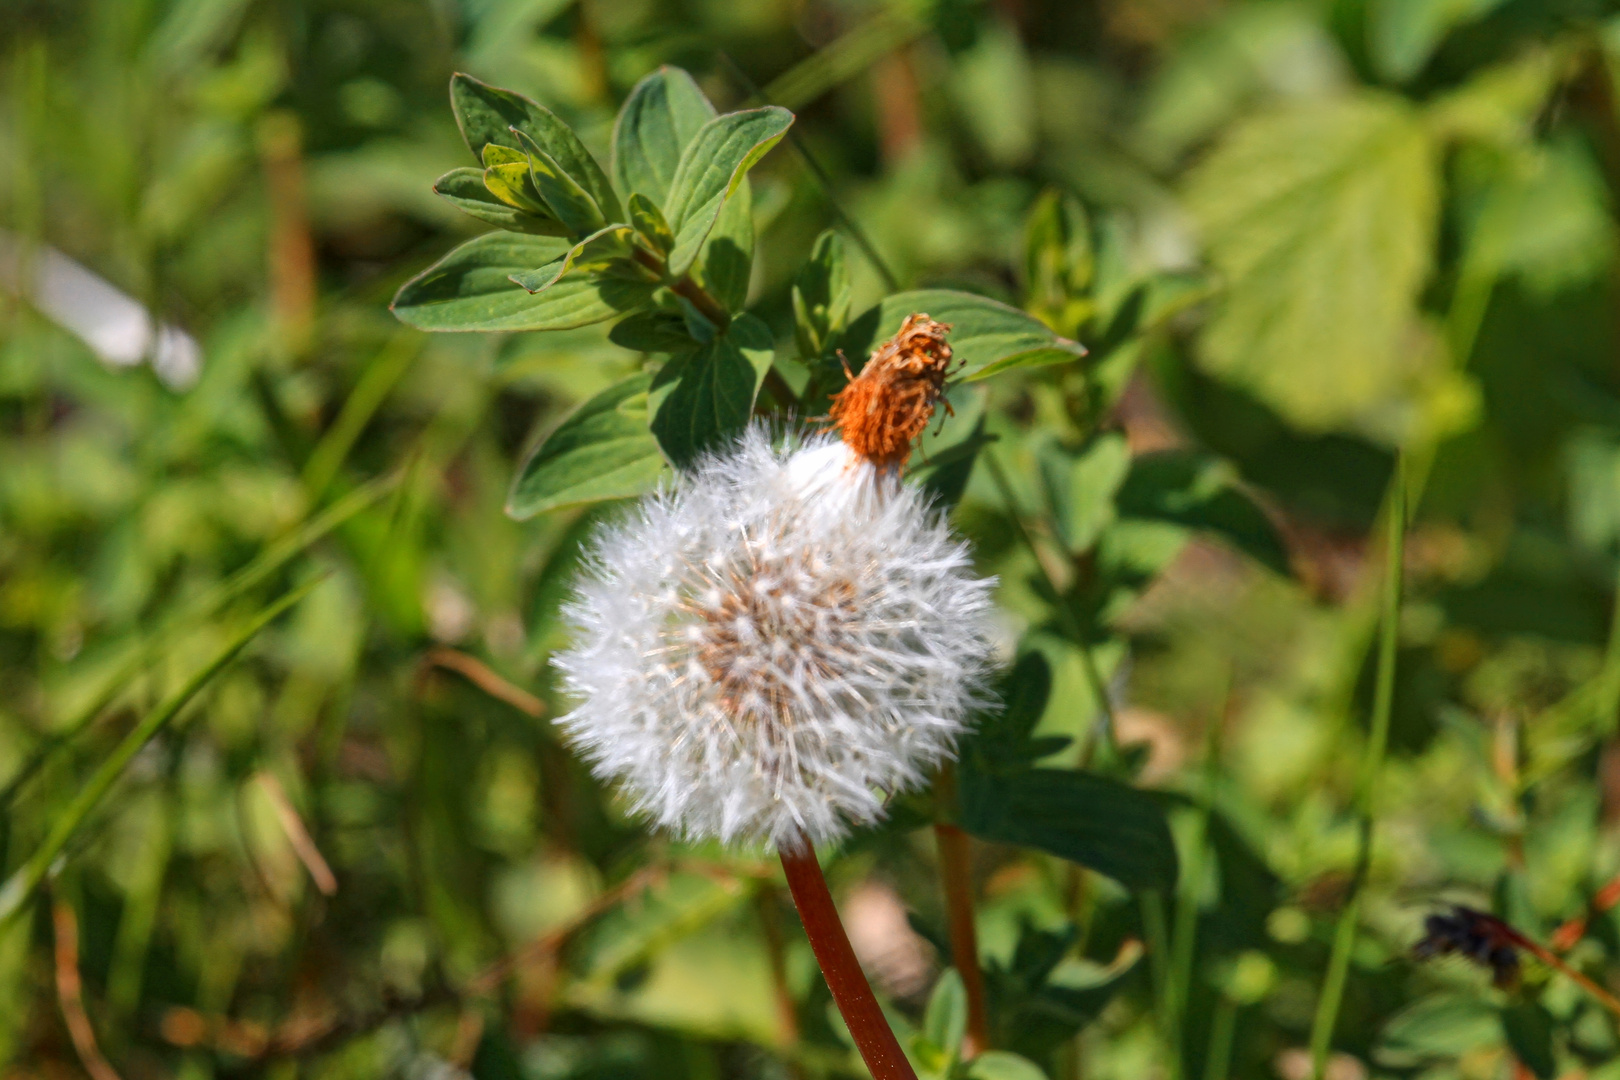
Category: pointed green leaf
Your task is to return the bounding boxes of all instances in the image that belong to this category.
[1039,433,1131,554]
[663,106,793,276]
[391,232,656,332]
[509,128,607,235]
[690,176,753,314]
[923,969,968,1059]
[1115,450,1290,575]
[610,311,696,354]
[432,167,568,235]
[839,289,1085,381]
[1186,92,1438,432]
[959,766,1178,891]
[449,73,622,220]
[509,225,638,294]
[649,312,774,468]
[965,1052,1050,1080]
[612,66,717,207]
[627,192,674,257]
[508,373,669,518]
[792,229,851,361]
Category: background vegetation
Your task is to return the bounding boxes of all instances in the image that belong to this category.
[6,0,1620,1078]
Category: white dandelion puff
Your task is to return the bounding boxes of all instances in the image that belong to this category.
[552,314,998,850]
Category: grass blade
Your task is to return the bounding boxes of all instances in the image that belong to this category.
[0,578,324,928]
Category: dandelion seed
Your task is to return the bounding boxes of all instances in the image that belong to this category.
[552,313,996,852]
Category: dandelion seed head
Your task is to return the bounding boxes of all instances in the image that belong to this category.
[552,426,998,850]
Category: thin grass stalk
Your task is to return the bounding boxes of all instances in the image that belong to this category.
[0,578,323,928]
[1308,453,1408,1079]
[1164,720,1221,1076]
[1202,996,1238,1080]
[779,838,917,1080]
[0,473,395,813]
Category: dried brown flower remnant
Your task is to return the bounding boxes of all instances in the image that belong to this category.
[830,313,956,468]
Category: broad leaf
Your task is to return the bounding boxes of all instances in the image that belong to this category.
[1186,92,1438,432]
[1499,1002,1555,1080]
[649,312,774,468]
[508,373,668,518]
[610,311,696,354]
[1115,450,1290,575]
[690,176,753,314]
[509,225,638,294]
[612,66,716,208]
[792,229,851,361]
[433,168,567,235]
[921,968,967,1062]
[961,651,1057,770]
[964,1052,1050,1080]
[1039,433,1131,554]
[839,289,1085,381]
[510,129,607,236]
[959,766,1178,890]
[663,106,793,276]
[449,73,622,222]
[392,232,656,332]
[627,193,673,257]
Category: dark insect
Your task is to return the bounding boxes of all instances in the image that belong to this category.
[1413,905,1522,989]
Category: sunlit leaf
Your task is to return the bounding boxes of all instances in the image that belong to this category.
[450,72,623,222]
[508,373,668,518]
[612,66,717,208]
[1186,92,1439,432]
[391,232,656,332]
[433,167,568,235]
[663,106,793,276]
[1115,450,1290,575]
[649,312,774,468]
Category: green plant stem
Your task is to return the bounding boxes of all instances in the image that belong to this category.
[1164,726,1220,1075]
[1308,454,1408,1080]
[1202,997,1238,1080]
[0,577,323,929]
[628,245,734,332]
[716,51,901,291]
[779,839,917,1080]
[934,764,990,1058]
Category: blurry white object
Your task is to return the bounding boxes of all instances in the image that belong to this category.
[0,231,201,389]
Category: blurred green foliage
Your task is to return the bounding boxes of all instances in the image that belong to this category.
[9,1,1620,1078]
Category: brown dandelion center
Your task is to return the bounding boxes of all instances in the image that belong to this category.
[691,564,860,726]
[829,313,956,469]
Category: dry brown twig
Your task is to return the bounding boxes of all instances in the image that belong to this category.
[253,771,337,897]
[418,647,545,718]
[53,897,123,1080]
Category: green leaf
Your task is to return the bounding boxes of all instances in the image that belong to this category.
[610,311,695,354]
[449,73,622,221]
[507,373,668,518]
[433,167,567,235]
[1377,994,1500,1067]
[612,66,716,208]
[509,128,608,236]
[1114,450,1290,575]
[627,192,673,257]
[690,176,753,314]
[792,229,851,361]
[391,232,656,332]
[923,968,967,1059]
[961,651,1057,770]
[959,766,1178,891]
[1368,0,1508,82]
[1499,1002,1556,1080]
[508,225,638,294]
[1038,433,1131,554]
[1186,93,1438,432]
[649,312,774,468]
[839,289,1085,381]
[964,1051,1050,1080]
[663,106,793,276]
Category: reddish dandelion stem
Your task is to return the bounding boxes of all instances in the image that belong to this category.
[779,840,918,1080]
